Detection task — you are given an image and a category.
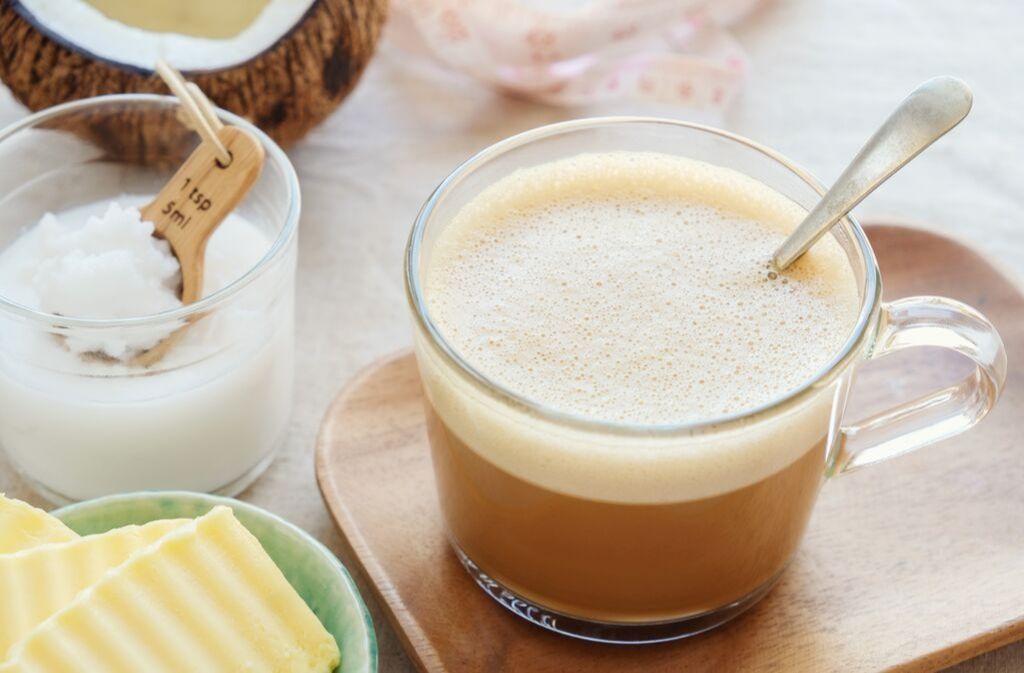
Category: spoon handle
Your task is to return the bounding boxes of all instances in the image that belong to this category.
[772,76,973,270]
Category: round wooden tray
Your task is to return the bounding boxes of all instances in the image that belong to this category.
[316,224,1024,673]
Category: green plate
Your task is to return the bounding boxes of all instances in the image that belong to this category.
[53,491,377,673]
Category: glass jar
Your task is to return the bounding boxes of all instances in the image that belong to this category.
[0,95,299,503]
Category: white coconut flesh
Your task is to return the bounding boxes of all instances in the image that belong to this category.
[15,0,316,71]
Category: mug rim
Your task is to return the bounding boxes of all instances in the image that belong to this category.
[405,116,883,436]
[0,93,301,329]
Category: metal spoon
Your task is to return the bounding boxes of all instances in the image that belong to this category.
[772,76,973,270]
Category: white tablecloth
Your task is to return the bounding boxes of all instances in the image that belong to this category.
[1,0,1021,670]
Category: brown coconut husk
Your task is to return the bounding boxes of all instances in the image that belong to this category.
[0,0,387,148]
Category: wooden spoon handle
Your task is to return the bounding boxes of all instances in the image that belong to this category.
[132,125,265,368]
[140,125,265,304]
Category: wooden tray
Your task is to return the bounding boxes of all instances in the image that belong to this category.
[316,224,1024,673]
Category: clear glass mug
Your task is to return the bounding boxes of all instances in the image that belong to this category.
[0,95,299,503]
[404,118,1006,643]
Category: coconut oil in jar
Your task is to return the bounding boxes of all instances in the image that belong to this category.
[0,96,298,503]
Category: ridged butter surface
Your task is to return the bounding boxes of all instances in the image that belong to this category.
[0,494,78,553]
[0,507,341,673]
[0,519,187,659]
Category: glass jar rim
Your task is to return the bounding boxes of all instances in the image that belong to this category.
[0,93,300,329]
[405,116,883,436]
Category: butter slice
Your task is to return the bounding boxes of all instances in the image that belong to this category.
[0,518,188,659]
[0,506,341,673]
[0,494,78,553]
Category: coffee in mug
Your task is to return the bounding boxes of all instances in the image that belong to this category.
[405,119,1005,642]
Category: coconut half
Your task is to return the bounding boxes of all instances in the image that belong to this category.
[14,0,319,71]
[0,0,386,146]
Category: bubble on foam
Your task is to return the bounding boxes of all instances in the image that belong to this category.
[425,152,859,425]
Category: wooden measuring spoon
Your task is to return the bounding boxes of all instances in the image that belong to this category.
[132,125,265,366]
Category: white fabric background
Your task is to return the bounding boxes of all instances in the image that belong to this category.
[0,0,1021,670]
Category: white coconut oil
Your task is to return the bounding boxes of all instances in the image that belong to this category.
[0,197,294,502]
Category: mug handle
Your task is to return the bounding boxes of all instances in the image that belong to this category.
[833,296,1007,473]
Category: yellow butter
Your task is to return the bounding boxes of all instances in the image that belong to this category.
[0,506,341,673]
[0,494,78,553]
[0,518,188,659]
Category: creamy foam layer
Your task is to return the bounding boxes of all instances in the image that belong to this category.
[417,152,861,502]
